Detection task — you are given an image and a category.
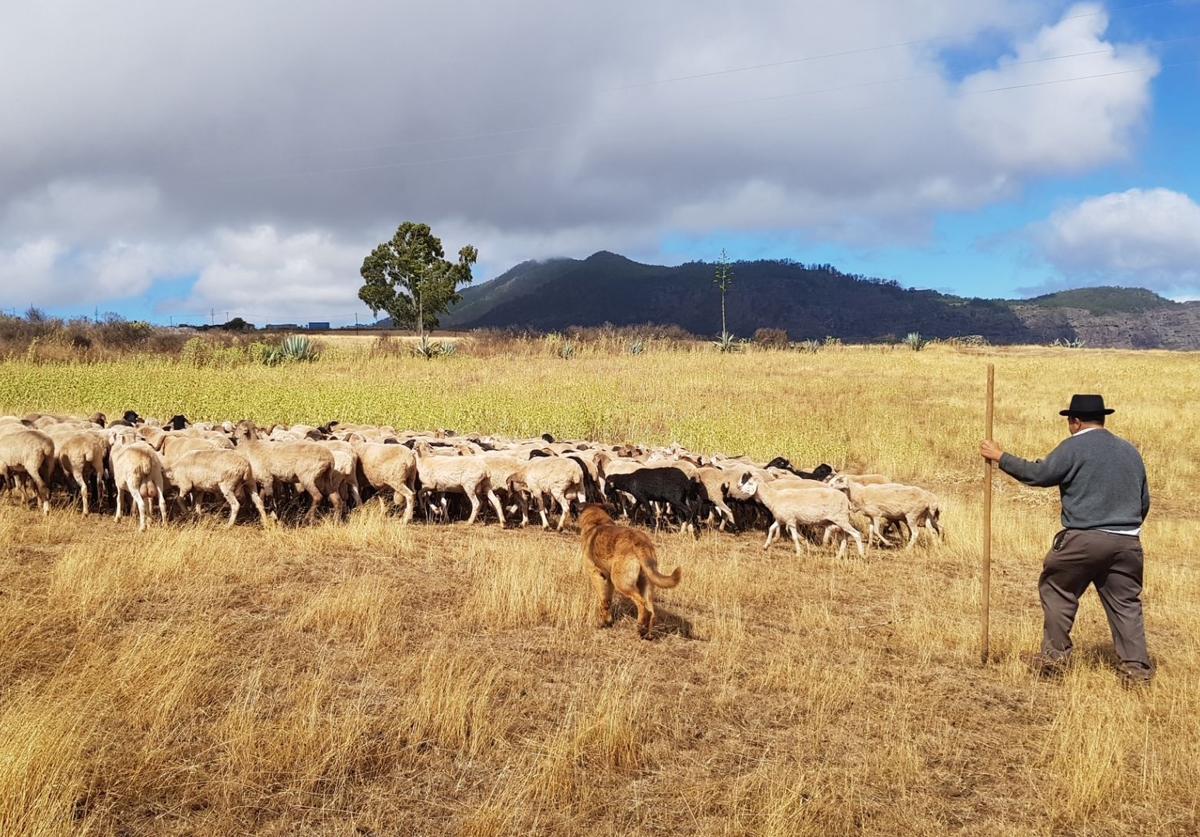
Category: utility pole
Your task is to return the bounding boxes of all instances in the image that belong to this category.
[355,312,359,335]
[210,308,215,327]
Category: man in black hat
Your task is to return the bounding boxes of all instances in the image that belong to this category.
[980,394,1153,683]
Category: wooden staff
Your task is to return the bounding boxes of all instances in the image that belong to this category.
[981,363,995,664]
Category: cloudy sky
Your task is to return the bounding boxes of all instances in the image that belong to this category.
[1,1,1198,325]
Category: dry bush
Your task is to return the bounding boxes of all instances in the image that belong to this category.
[753,327,790,349]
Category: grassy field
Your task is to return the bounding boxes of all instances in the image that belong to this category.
[1,344,1198,835]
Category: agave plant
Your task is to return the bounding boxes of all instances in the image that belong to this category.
[628,339,645,355]
[412,334,439,360]
[796,339,822,354]
[262,334,320,365]
[1051,337,1087,349]
[713,331,740,353]
[903,332,928,352]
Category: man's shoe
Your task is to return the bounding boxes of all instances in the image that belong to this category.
[1117,664,1154,688]
[1020,651,1067,679]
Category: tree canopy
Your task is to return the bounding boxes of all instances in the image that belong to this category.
[358,222,478,336]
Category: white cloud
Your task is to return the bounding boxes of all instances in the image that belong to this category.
[0,2,1165,315]
[1035,188,1200,294]
[955,4,1157,173]
[181,226,375,325]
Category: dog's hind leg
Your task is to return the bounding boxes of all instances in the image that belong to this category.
[590,568,614,628]
[629,578,655,639]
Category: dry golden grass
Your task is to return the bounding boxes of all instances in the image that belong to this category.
[1,345,1198,834]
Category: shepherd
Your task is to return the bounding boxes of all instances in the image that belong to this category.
[980,394,1153,684]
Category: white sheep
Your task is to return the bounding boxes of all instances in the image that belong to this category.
[163,448,268,527]
[233,423,341,524]
[110,433,167,531]
[413,442,504,526]
[739,474,864,558]
[829,477,942,549]
[506,456,591,531]
[0,427,55,514]
[349,437,417,523]
[49,429,109,514]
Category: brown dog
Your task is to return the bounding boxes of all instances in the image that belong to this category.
[578,504,681,638]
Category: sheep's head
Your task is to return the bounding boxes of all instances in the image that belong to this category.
[739,473,760,496]
[88,412,107,428]
[812,463,834,481]
[232,421,260,442]
[826,474,854,493]
[109,428,138,447]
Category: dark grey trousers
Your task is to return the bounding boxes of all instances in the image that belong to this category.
[1039,529,1152,675]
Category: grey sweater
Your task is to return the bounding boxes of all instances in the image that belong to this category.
[999,428,1150,531]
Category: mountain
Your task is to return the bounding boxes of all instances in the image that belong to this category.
[384,252,1200,349]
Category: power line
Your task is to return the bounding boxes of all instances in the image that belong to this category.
[610,0,1179,90]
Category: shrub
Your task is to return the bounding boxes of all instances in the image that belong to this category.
[795,339,822,354]
[903,332,929,352]
[753,328,789,350]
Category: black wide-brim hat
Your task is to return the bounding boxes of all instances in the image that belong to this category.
[1060,394,1115,417]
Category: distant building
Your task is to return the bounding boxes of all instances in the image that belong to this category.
[307,321,331,331]
[265,323,299,330]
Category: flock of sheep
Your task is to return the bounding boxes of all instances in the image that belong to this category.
[0,410,943,556]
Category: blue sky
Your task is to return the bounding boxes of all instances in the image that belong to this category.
[2,1,1199,326]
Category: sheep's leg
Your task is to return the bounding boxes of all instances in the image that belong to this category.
[535,493,549,529]
[927,511,943,541]
[95,464,107,509]
[328,485,344,521]
[905,513,921,549]
[397,485,416,524]
[132,489,147,532]
[551,489,570,531]
[871,517,893,547]
[248,486,268,524]
[763,520,779,550]
[301,480,322,524]
[516,492,529,527]
[487,489,506,526]
[114,485,124,521]
[788,524,805,556]
[349,481,363,510]
[156,484,167,525]
[464,490,482,526]
[839,519,865,558]
[220,484,240,528]
[28,469,50,515]
[74,470,89,515]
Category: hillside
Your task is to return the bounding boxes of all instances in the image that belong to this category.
[401,252,1199,348]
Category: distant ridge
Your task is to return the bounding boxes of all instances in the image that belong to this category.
[377,252,1200,349]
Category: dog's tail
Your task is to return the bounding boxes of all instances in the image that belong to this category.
[643,561,682,589]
